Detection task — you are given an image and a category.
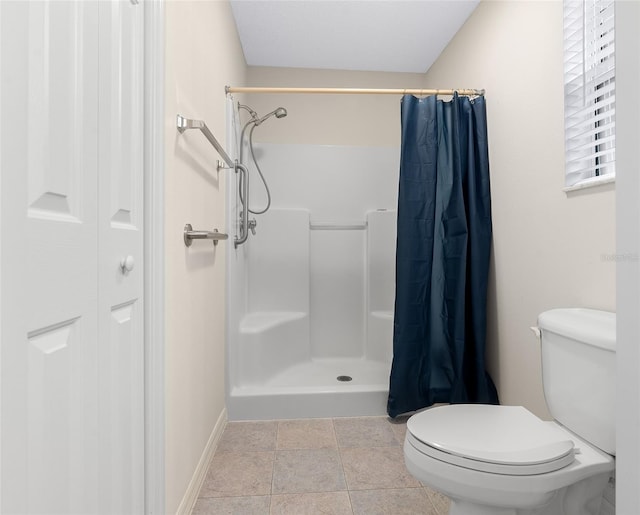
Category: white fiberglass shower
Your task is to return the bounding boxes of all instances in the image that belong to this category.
[225,99,399,419]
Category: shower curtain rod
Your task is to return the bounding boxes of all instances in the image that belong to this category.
[225,86,485,96]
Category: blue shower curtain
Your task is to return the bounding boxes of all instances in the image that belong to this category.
[387,94,498,418]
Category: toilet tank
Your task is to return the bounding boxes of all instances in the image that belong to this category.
[538,308,616,455]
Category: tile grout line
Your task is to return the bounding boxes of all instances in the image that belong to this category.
[332,417,355,514]
[268,420,281,513]
[423,485,441,515]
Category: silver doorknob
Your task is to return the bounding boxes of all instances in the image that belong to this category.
[120,255,135,273]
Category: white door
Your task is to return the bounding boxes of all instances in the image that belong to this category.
[97,1,145,513]
[0,1,145,513]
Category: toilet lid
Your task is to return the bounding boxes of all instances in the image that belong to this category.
[407,405,575,475]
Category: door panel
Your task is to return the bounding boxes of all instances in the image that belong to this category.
[1,2,100,513]
[103,301,144,513]
[1,1,144,513]
[26,317,97,515]
[98,1,144,513]
[27,1,90,224]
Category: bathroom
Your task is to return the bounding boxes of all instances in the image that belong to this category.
[0,0,637,514]
[170,0,624,511]
[167,2,636,512]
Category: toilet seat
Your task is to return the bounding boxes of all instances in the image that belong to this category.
[406,405,576,475]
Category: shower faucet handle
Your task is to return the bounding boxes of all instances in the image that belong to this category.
[248,218,257,236]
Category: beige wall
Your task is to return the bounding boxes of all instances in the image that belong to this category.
[423,0,615,417]
[164,1,246,512]
[245,67,427,146]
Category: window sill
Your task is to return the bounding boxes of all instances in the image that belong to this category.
[563,174,616,193]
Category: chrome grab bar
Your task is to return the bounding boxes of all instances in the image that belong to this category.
[234,162,250,247]
[184,224,228,247]
[176,114,234,168]
[176,114,250,247]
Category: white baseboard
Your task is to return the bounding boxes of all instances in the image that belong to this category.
[176,408,228,515]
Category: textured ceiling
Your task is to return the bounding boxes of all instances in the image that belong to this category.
[230,0,480,74]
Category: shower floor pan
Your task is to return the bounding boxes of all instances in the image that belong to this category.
[228,358,390,420]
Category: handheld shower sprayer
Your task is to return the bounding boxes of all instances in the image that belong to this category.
[238,104,288,126]
[255,107,288,126]
[236,104,288,231]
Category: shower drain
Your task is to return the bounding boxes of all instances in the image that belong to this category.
[336,375,353,382]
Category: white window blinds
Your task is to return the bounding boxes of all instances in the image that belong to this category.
[563,0,615,187]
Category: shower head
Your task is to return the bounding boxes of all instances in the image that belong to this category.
[255,107,287,125]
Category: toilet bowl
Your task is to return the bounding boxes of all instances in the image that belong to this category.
[404,404,613,515]
[403,309,616,515]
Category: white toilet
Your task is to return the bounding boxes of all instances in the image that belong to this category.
[403,308,615,515]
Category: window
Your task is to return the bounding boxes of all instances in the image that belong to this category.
[563,0,615,189]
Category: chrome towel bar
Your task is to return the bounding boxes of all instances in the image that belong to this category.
[184,224,228,247]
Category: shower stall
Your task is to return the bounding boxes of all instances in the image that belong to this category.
[225,100,399,419]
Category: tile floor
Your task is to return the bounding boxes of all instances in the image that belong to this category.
[193,416,451,515]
